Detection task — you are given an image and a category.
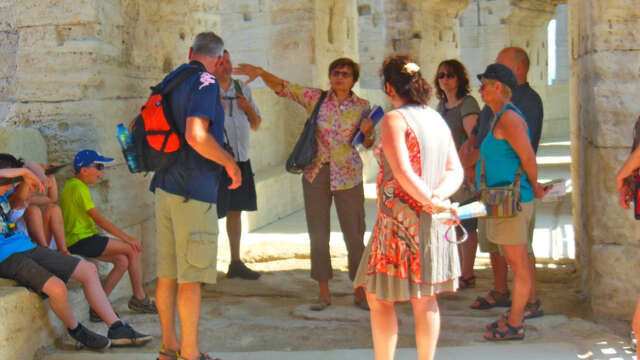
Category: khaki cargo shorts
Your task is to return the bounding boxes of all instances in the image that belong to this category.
[478,201,535,254]
[155,188,219,284]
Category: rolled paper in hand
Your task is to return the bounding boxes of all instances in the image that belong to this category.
[433,201,487,222]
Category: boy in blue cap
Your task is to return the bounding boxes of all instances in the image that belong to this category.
[0,154,151,349]
[60,150,157,321]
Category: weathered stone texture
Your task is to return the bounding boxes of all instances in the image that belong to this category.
[570,0,640,319]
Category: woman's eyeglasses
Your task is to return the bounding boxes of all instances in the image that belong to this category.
[88,163,105,171]
[331,70,353,79]
[437,72,456,80]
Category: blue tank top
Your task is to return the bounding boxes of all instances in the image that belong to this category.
[475,103,533,202]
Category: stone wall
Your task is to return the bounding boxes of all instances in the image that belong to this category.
[569,0,640,319]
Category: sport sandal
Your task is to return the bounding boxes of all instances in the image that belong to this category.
[471,289,511,310]
[157,346,180,360]
[484,322,525,341]
[177,352,221,360]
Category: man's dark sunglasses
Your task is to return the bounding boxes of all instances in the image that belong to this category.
[437,72,456,80]
[88,163,105,171]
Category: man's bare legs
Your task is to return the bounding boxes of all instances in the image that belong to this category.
[97,238,146,299]
[460,231,478,281]
[178,282,202,360]
[226,211,242,262]
[157,278,180,359]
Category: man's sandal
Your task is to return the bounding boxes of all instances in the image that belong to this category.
[484,322,525,341]
[177,352,220,360]
[310,297,331,311]
[157,347,180,360]
[500,299,544,320]
[470,290,511,310]
[459,275,476,289]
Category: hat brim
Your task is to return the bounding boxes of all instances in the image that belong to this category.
[93,157,114,164]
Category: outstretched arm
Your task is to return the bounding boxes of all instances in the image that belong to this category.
[234,64,285,94]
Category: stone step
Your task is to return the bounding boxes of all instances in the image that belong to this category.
[39,343,581,360]
[0,262,135,360]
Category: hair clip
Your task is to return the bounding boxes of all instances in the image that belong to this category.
[402,62,420,75]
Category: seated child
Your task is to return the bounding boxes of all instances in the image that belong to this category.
[0,156,151,349]
[0,154,69,253]
[60,150,156,321]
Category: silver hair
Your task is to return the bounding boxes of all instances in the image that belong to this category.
[192,32,224,58]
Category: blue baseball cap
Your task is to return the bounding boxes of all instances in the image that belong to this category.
[74,150,114,172]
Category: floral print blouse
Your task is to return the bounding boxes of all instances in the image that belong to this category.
[277,82,370,191]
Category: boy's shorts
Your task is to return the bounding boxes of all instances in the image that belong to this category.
[68,234,110,258]
[0,246,80,297]
[155,188,219,284]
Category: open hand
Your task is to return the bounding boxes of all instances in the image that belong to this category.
[22,169,45,194]
[233,64,262,85]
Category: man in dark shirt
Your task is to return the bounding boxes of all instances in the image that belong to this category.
[151,32,241,360]
[466,47,544,318]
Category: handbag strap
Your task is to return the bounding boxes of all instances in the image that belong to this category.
[309,91,328,124]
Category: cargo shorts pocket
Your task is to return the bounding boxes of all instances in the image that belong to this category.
[186,232,217,269]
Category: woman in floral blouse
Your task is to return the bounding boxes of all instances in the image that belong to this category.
[235,58,375,311]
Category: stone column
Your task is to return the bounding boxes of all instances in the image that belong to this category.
[569,0,640,319]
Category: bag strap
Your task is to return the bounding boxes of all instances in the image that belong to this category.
[156,62,205,96]
[309,91,328,124]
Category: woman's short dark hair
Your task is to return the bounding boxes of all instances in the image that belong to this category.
[434,59,471,101]
[380,55,431,105]
[328,58,360,83]
[0,153,24,170]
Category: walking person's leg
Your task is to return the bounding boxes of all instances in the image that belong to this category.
[411,295,440,360]
[367,292,398,360]
[302,165,333,308]
[226,211,242,262]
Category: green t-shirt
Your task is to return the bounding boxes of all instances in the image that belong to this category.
[60,177,98,246]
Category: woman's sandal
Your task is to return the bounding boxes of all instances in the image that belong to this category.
[500,299,544,320]
[157,347,180,360]
[309,297,331,311]
[484,322,525,341]
[459,275,476,289]
[470,290,511,310]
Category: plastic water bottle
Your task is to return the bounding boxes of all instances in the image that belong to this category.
[116,123,139,173]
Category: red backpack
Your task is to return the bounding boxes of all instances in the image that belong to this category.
[129,65,203,172]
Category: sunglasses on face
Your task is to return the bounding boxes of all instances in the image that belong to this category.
[437,72,456,80]
[331,70,353,79]
[88,163,105,171]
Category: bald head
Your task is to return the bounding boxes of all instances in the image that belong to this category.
[496,47,530,85]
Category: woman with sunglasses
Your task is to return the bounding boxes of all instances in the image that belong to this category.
[353,55,462,360]
[476,64,548,341]
[434,59,481,290]
[234,58,375,311]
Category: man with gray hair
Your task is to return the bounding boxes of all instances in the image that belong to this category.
[150,31,241,360]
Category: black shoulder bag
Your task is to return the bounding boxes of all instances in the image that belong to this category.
[285,91,327,174]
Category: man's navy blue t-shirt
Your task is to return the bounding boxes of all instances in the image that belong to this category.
[473,82,544,152]
[150,61,225,203]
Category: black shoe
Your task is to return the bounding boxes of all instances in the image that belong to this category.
[226,260,261,280]
[68,323,110,350]
[107,320,152,347]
